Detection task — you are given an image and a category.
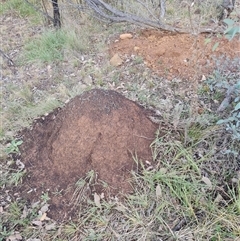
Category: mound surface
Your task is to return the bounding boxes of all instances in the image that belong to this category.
[110,29,240,79]
[19,89,158,221]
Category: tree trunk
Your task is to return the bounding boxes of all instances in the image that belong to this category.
[52,0,61,28]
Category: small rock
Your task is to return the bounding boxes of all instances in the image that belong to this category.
[120,33,133,40]
[201,75,206,81]
[134,46,140,52]
[110,53,123,66]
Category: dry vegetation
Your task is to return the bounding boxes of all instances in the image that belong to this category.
[1,0,240,240]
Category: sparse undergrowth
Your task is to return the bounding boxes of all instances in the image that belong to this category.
[20,29,90,64]
[205,57,240,149]
[1,127,239,240]
[0,0,41,23]
[1,1,240,241]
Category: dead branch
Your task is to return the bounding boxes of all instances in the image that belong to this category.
[83,0,225,34]
[84,0,186,33]
[0,49,14,66]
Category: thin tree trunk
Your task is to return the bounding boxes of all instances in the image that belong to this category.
[52,0,61,28]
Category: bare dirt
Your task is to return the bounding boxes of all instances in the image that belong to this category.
[18,89,158,221]
[110,29,240,79]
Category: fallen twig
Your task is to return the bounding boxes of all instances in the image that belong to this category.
[84,0,225,34]
[0,49,14,66]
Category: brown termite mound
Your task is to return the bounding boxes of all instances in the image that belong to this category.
[19,89,158,221]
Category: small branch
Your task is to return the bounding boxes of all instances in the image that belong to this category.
[160,0,166,19]
[85,0,186,33]
[187,3,194,33]
[135,0,159,22]
[24,0,54,23]
[0,49,14,66]
[41,0,50,24]
[83,0,225,34]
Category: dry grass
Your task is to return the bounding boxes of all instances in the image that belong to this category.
[1,1,239,240]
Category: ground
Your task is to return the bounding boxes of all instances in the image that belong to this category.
[110,29,240,80]
[8,25,238,221]
[9,24,239,222]
[1,1,240,240]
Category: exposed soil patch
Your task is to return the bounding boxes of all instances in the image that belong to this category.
[18,89,158,221]
[110,29,240,79]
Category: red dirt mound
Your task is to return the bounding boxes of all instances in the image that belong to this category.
[19,89,158,221]
[110,29,240,79]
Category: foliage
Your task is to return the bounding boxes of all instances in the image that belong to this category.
[41,192,50,203]
[223,18,240,41]
[9,170,26,186]
[21,29,88,64]
[5,139,23,154]
[217,100,240,141]
[203,56,240,169]
[206,20,240,128]
[207,75,240,141]
[22,30,66,63]
[0,0,40,20]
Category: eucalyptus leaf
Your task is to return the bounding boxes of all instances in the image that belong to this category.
[212,42,219,52]
[234,102,240,111]
[223,18,235,26]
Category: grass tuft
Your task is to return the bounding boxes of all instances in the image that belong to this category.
[21,29,89,64]
[0,0,40,20]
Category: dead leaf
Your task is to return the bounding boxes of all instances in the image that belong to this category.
[232,177,239,183]
[94,192,101,208]
[6,232,22,241]
[40,212,49,221]
[26,239,41,241]
[21,205,28,219]
[40,204,49,213]
[114,203,128,213]
[201,176,212,189]
[156,184,162,199]
[32,201,40,209]
[32,220,42,226]
[201,75,206,81]
[100,192,105,199]
[45,222,56,231]
[214,193,223,204]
